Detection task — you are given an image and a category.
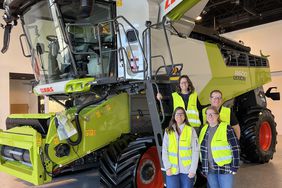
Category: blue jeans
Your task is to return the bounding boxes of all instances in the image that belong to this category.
[166,173,194,188]
[207,172,234,188]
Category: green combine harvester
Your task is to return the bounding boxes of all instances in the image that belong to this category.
[0,0,279,187]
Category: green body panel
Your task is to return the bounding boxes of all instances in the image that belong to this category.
[65,77,95,93]
[8,113,55,119]
[0,93,130,185]
[45,92,130,165]
[167,0,201,20]
[0,127,52,185]
[198,42,271,104]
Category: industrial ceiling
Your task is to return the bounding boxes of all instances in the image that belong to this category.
[196,0,282,33]
[0,0,281,33]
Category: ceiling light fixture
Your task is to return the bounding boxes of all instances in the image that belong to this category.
[196,16,202,21]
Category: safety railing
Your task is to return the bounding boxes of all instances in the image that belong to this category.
[96,16,148,78]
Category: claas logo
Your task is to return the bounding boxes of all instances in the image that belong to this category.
[40,87,54,93]
[165,0,176,9]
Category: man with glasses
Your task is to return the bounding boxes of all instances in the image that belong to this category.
[202,90,240,139]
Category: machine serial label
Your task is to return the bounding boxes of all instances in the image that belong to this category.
[233,70,247,81]
[85,129,96,137]
[53,137,60,145]
[36,136,42,146]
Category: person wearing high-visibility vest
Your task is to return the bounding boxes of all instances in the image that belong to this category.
[202,90,240,139]
[199,106,240,188]
[157,75,203,132]
[162,107,199,188]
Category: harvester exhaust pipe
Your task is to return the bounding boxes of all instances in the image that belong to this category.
[79,0,93,18]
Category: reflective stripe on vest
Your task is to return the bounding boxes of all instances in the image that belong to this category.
[199,122,232,166]
[167,125,193,174]
[202,106,231,124]
[172,92,201,127]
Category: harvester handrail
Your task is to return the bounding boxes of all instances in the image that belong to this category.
[118,46,132,78]
[152,55,167,78]
[142,20,180,79]
[97,16,148,76]
[152,82,165,124]
[162,17,175,68]
[116,15,148,73]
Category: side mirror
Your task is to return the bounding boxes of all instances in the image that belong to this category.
[265,87,280,101]
[1,24,12,53]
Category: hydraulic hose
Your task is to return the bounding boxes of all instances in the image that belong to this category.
[67,93,108,146]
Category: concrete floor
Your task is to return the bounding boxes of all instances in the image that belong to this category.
[234,135,282,188]
[1,136,282,188]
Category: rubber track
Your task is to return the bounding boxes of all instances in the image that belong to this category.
[100,134,154,188]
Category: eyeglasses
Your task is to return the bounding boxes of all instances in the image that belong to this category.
[210,96,222,100]
[175,113,185,117]
[206,113,219,117]
[180,81,188,85]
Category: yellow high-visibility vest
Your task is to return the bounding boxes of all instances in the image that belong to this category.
[167,125,192,174]
[202,106,231,124]
[172,92,201,127]
[199,122,232,166]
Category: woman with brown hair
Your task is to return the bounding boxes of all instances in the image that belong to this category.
[157,75,202,130]
[162,106,199,188]
[199,106,240,188]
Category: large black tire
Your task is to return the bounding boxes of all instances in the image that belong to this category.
[239,106,277,163]
[99,134,164,188]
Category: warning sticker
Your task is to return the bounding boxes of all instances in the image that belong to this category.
[117,0,123,7]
